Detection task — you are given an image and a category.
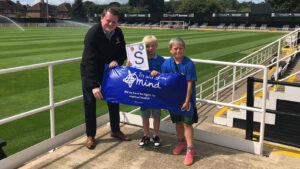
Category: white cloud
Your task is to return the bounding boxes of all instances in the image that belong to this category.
[84,0,128,5]
[32,0,72,5]
[238,0,264,3]
[14,0,264,7]
[13,0,129,6]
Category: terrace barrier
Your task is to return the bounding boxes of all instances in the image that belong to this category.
[196,28,300,103]
[0,57,269,169]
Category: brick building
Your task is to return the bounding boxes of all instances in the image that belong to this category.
[0,0,26,17]
[26,0,56,19]
[56,3,71,19]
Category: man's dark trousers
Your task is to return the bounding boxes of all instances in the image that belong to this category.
[82,78,120,137]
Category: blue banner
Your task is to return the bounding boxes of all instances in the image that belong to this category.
[101,65,188,112]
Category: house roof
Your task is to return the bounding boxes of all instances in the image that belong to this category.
[27,2,56,12]
[57,3,71,12]
[0,0,25,10]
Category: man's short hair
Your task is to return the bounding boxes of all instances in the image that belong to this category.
[102,7,120,18]
[142,35,158,45]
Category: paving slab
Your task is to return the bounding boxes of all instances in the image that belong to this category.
[19,124,300,169]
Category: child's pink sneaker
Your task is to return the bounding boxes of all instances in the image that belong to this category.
[184,149,194,165]
[172,142,187,155]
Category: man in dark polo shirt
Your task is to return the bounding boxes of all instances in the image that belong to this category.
[81,7,131,150]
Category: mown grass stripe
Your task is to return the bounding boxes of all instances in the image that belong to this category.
[190,36,282,59]
[0,50,81,68]
[1,46,83,59]
[0,40,84,52]
[0,27,286,156]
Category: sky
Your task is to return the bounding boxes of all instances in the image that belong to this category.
[12,0,265,6]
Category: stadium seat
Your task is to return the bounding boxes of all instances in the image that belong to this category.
[190,23,199,28]
[217,23,225,29]
[199,23,208,28]
[249,24,256,29]
[282,25,289,31]
[227,23,235,29]
[260,24,267,30]
[238,24,245,29]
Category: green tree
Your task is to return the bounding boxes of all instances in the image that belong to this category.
[108,2,121,7]
[83,1,97,17]
[239,2,252,12]
[128,0,164,13]
[71,0,87,21]
[165,0,182,13]
[219,0,240,12]
[117,4,132,14]
[128,0,137,6]
[266,0,300,12]
[177,0,221,13]
[203,0,222,13]
[149,0,165,13]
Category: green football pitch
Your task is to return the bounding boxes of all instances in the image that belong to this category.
[0,26,284,156]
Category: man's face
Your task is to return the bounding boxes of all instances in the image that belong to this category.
[101,12,118,34]
[169,43,185,59]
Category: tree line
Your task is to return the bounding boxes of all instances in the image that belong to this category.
[71,0,300,20]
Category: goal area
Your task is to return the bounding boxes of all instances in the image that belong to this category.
[160,21,187,29]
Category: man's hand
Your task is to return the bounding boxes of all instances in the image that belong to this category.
[109,60,119,68]
[92,88,103,100]
[150,70,159,77]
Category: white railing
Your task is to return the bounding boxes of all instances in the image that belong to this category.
[1,29,297,166]
[184,59,269,156]
[196,28,300,102]
[0,57,82,138]
[0,26,296,169]
[228,51,299,104]
[0,23,94,28]
[0,58,269,169]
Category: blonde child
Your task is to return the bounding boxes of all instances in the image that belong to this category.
[127,35,165,148]
[161,37,197,165]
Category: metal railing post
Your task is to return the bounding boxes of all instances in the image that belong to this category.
[275,40,281,82]
[200,85,202,99]
[213,77,215,96]
[48,65,55,138]
[246,77,254,140]
[216,71,220,101]
[232,66,236,102]
[259,67,268,156]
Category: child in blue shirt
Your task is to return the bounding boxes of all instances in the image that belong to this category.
[161,37,197,165]
[127,35,165,148]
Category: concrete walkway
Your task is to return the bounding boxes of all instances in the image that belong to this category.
[19,55,300,169]
[20,124,300,169]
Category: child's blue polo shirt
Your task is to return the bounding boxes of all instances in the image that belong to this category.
[140,54,165,111]
[161,56,197,116]
[148,55,165,72]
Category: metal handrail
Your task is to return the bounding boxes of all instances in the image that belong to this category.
[228,56,300,105]
[0,57,269,158]
[0,57,82,138]
[196,28,300,104]
[217,49,300,105]
[160,58,268,156]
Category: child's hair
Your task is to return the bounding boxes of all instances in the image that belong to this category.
[169,37,185,49]
[142,35,158,45]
